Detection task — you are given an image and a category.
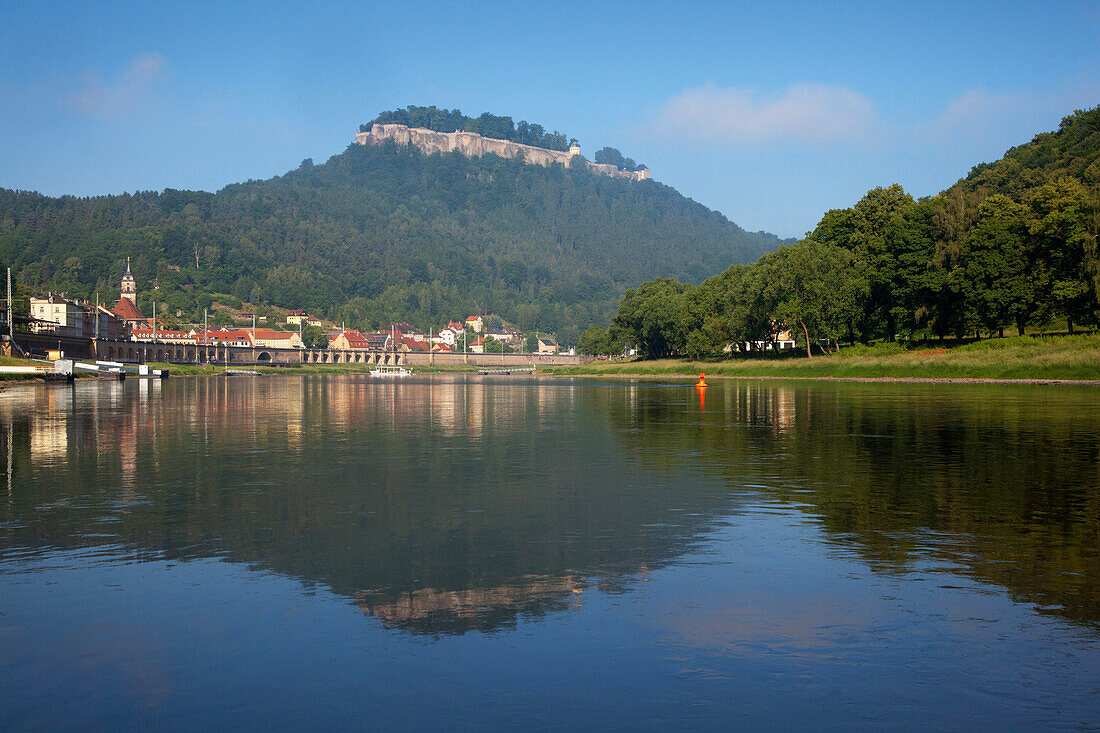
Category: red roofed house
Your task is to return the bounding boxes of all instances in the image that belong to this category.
[331,329,374,350]
[397,335,430,352]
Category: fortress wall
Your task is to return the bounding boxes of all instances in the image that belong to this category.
[357,124,649,181]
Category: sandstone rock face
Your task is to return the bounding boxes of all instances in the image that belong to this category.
[355,124,650,181]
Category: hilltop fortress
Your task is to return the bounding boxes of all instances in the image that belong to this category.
[356,123,651,181]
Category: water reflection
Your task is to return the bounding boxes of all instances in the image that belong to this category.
[0,377,733,635]
[614,380,1100,624]
[2,375,1099,637]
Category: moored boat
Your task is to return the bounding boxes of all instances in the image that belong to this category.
[370,365,412,377]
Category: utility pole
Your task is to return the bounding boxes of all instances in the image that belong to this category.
[6,267,13,348]
[204,308,208,364]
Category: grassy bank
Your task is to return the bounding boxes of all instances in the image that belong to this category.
[545,335,1100,381]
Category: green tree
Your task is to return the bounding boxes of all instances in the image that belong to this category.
[756,240,862,358]
[577,325,624,356]
[301,324,328,348]
[612,278,689,359]
[1027,177,1100,331]
[961,195,1031,335]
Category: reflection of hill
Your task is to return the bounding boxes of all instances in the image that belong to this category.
[0,377,735,636]
[609,381,1100,626]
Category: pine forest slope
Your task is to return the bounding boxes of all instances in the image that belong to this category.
[0,137,782,342]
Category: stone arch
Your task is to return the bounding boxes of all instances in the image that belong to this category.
[257,351,272,362]
[127,347,135,361]
[186,348,195,362]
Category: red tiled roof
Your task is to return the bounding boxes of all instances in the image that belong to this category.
[112,298,145,321]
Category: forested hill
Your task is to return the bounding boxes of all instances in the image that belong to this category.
[953,106,1100,197]
[0,136,782,343]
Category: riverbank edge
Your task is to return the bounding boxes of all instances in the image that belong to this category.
[539,372,1100,386]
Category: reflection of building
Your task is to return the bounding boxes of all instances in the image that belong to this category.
[30,417,68,459]
[355,573,585,632]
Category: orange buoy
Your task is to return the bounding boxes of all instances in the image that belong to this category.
[696,372,707,388]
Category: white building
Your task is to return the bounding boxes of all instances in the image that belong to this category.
[30,294,89,338]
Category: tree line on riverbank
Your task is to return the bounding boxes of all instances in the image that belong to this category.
[591,106,1100,359]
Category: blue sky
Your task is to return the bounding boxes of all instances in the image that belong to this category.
[1,0,1097,238]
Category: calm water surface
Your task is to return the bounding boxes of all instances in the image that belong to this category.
[1,375,1099,730]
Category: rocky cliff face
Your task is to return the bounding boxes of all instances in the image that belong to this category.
[356,124,651,181]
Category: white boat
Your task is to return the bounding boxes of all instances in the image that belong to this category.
[370,365,412,377]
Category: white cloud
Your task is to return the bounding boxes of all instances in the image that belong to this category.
[71,53,166,120]
[932,90,1021,134]
[643,82,877,146]
[924,84,1100,147]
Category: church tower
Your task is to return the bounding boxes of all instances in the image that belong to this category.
[121,258,136,304]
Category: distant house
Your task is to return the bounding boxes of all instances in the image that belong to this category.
[397,335,430,352]
[286,309,308,326]
[30,294,90,338]
[190,328,302,349]
[193,329,252,347]
[437,326,461,347]
[431,342,453,353]
[391,322,425,339]
[465,315,484,333]
[249,328,304,349]
[484,328,514,345]
[537,337,558,354]
[331,329,376,350]
[469,336,486,354]
[741,326,796,352]
[94,305,126,340]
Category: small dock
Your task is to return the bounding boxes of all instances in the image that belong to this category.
[476,366,536,375]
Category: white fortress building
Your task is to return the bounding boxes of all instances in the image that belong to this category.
[356,124,651,181]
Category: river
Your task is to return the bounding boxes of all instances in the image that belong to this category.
[2,375,1098,729]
